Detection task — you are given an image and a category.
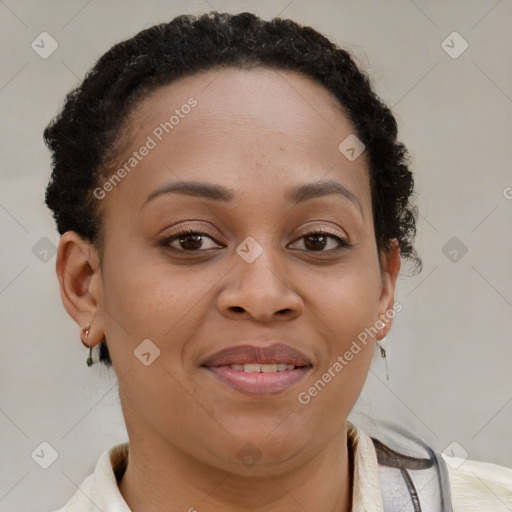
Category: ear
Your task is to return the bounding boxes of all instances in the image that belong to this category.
[55,231,105,347]
[376,238,401,340]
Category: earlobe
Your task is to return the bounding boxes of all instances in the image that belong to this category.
[56,231,103,342]
[377,239,401,339]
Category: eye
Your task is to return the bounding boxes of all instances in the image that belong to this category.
[157,226,224,252]
[288,228,350,253]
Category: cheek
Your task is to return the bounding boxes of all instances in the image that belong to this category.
[289,269,380,413]
[293,332,375,429]
[119,363,226,459]
[101,253,222,367]
[319,269,381,346]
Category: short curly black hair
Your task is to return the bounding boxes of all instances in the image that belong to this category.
[44,11,422,368]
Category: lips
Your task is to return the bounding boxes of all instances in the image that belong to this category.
[201,343,313,396]
[201,343,312,368]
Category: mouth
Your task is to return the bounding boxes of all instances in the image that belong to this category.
[200,343,313,396]
[225,363,301,372]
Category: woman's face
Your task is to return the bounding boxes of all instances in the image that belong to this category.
[73,67,400,474]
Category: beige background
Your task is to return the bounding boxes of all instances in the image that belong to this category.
[0,0,511,510]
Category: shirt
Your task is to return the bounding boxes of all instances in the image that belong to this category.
[52,421,512,511]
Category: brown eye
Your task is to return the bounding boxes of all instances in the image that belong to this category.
[304,233,330,251]
[158,227,223,252]
[289,229,350,253]
[175,233,206,251]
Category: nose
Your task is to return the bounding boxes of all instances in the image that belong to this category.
[216,240,303,323]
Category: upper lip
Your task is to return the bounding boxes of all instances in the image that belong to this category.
[201,343,312,367]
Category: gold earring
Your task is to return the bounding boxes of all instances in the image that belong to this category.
[83,324,94,367]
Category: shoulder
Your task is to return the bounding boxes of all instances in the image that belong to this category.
[442,453,512,511]
[48,474,95,511]
[49,442,130,511]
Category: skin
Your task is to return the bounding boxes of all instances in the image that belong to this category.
[57,66,401,512]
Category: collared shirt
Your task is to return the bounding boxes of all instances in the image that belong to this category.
[52,422,512,511]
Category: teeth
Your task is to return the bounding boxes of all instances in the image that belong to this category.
[243,364,261,373]
[229,363,297,372]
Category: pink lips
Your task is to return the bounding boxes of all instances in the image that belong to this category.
[201,343,312,396]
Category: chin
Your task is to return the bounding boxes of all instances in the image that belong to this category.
[213,427,314,475]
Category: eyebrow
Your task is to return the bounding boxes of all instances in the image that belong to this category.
[143,179,363,216]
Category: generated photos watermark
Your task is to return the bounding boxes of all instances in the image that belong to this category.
[297,301,403,405]
[93,97,198,200]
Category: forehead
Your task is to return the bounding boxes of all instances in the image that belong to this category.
[131,66,357,149]
[104,66,372,218]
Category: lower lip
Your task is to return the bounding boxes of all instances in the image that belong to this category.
[203,366,311,396]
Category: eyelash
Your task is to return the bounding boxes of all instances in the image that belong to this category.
[157,225,351,254]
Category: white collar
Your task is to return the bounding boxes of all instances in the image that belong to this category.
[59,421,384,511]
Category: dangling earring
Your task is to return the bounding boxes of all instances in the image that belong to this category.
[86,348,94,367]
[83,324,94,367]
[377,336,389,380]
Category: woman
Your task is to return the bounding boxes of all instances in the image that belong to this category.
[44,11,512,512]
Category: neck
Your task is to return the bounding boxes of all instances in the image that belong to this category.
[118,425,353,512]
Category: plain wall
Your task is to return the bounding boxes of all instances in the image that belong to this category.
[0,0,511,510]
